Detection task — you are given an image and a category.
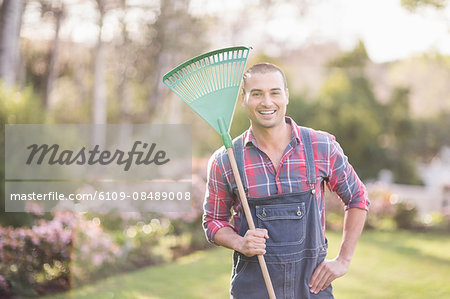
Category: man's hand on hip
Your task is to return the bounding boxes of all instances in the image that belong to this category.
[309,257,350,294]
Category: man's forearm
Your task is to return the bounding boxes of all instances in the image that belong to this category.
[214,226,243,251]
[337,207,367,264]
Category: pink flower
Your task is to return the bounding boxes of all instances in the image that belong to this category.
[0,274,9,292]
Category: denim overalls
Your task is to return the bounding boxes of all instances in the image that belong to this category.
[230,127,334,299]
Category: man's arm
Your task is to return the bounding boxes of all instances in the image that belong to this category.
[203,152,236,243]
[214,226,269,257]
[309,207,367,294]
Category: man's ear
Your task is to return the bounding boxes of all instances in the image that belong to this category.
[240,91,245,106]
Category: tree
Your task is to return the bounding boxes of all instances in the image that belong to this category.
[40,0,65,109]
[0,0,25,87]
[401,0,448,10]
[288,41,427,183]
[145,0,206,120]
[316,42,387,180]
[114,0,134,123]
[384,87,423,184]
[92,0,110,125]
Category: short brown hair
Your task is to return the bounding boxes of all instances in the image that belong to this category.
[242,63,287,92]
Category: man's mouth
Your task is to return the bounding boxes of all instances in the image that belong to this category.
[258,110,276,115]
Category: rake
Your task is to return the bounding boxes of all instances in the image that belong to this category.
[163,46,276,299]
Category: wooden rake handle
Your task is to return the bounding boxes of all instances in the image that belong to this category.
[226,147,277,299]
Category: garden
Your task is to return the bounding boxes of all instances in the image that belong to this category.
[1,0,450,298]
[42,230,450,299]
[1,174,449,298]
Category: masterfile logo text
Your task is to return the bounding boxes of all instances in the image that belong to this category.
[5,124,192,213]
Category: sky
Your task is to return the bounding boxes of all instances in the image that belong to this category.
[190,0,450,62]
[299,0,450,62]
[22,0,450,63]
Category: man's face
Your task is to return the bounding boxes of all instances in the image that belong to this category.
[241,71,289,130]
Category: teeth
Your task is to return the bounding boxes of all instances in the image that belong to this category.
[259,110,275,115]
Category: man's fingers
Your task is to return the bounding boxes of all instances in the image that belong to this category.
[248,234,267,244]
[309,261,324,287]
[314,271,332,293]
[310,263,329,294]
[247,228,268,239]
[241,229,268,257]
[309,259,349,294]
[244,243,266,256]
[248,237,266,247]
[247,229,267,241]
[322,276,335,291]
[255,228,269,238]
[309,262,325,291]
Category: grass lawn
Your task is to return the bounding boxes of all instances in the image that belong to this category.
[44,230,450,299]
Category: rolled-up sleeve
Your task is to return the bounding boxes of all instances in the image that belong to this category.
[202,151,236,244]
[326,137,370,211]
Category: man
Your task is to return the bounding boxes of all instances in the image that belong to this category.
[203,63,369,298]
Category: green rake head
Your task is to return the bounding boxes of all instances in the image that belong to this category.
[163,46,252,148]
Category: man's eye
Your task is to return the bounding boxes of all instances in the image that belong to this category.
[252,92,262,97]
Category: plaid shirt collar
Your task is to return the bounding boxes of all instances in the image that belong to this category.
[243,116,302,148]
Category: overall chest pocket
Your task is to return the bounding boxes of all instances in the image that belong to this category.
[255,202,306,246]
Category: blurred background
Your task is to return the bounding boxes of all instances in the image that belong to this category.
[0,0,449,298]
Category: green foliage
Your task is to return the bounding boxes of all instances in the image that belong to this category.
[229,102,250,139]
[0,213,74,297]
[288,45,388,179]
[0,83,45,124]
[287,41,448,183]
[0,83,46,227]
[170,215,211,252]
[43,230,450,299]
[383,87,423,184]
[401,0,448,11]
[0,210,210,297]
[410,112,450,162]
[327,40,369,69]
[394,202,419,229]
[426,212,450,231]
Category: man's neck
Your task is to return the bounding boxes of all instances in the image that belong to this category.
[251,121,292,154]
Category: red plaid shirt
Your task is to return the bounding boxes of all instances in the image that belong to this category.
[203,117,369,243]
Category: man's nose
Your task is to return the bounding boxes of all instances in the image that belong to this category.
[261,92,272,105]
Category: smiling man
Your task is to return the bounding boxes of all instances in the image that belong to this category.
[203,63,369,299]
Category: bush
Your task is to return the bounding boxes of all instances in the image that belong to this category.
[0,208,210,297]
[0,83,45,228]
[393,202,418,229]
[0,212,120,297]
[363,183,396,230]
[0,132,209,297]
[0,213,74,297]
[325,183,431,232]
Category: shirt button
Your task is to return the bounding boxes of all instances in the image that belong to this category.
[297,211,302,216]
[311,189,316,194]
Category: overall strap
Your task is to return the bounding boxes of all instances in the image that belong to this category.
[300,127,317,185]
[232,135,248,191]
